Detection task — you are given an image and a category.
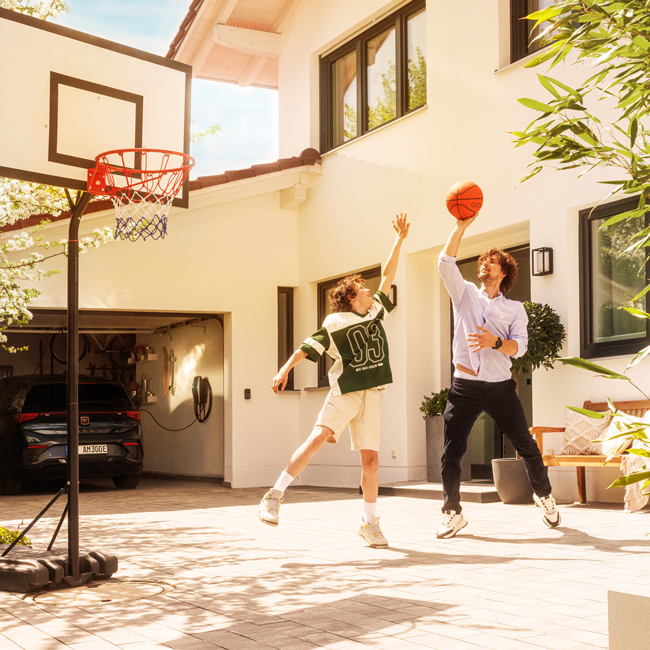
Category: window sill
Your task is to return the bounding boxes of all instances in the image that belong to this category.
[277,389,301,394]
[494,47,549,76]
[304,386,330,392]
[322,104,427,157]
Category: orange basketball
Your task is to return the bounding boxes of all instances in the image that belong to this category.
[446,181,483,220]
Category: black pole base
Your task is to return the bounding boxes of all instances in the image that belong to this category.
[0,545,117,593]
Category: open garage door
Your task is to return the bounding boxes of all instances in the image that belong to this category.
[2,310,225,480]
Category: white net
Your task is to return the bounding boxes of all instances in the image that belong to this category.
[88,149,194,241]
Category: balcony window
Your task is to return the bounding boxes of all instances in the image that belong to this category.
[321,0,426,152]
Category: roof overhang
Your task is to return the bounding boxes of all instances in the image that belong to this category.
[168,0,300,89]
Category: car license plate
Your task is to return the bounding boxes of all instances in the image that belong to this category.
[79,444,107,455]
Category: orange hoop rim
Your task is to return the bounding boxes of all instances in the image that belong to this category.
[94,147,195,175]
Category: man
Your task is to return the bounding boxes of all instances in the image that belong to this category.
[437,213,560,538]
[259,213,409,548]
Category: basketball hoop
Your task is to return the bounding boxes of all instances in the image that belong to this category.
[87,148,195,241]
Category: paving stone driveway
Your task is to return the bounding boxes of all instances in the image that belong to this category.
[1,477,649,650]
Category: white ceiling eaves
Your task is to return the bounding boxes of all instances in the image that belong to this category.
[213,23,282,57]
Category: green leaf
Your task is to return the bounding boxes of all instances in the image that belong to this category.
[622,306,650,319]
[630,118,638,147]
[601,208,647,227]
[627,448,650,458]
[517,166,543,184]
[610,470,650,488]
[538,75,561,99]
[557,357,632,381]
[626,344,650,371]
[527,5,565,23]
[567,406,607,419]
[627,283,650,305]
[517,98,555,113]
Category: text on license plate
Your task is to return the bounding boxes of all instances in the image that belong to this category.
[80,444,107,454]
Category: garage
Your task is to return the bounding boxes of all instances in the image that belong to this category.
[1,309,225,485]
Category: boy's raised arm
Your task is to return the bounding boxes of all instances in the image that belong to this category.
[379,212,410,296]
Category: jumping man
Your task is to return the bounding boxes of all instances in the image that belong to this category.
[437,213,560,538]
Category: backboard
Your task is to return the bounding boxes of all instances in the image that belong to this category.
[0,8,192,207]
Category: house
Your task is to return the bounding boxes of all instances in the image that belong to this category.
[10,0,646,503]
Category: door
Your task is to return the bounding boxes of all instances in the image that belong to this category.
[454,246,531,480]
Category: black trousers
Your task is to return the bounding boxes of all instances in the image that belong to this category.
[441,377,552,513]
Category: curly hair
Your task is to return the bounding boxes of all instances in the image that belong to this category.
[477,248,518,294]
[329,274,365,312]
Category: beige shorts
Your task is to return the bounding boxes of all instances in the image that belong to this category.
[316,387,382,451]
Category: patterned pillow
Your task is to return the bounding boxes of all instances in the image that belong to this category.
[600,411,646,456]
[561,408,611,455]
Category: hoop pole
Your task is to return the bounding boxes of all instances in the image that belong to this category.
[67,190,93,582]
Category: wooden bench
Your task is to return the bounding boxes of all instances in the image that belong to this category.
[530,399,650,504]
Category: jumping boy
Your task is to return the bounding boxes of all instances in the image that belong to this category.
[259,213,409,548]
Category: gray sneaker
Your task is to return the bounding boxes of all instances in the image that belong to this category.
[259,488,284,526]
[534,493,561,528]
[357,516,388,548]
[437,510,468,538]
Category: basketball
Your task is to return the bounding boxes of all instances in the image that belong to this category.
[446,181,483,220]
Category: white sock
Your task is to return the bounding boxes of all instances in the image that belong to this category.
[363,501,377,523]
[273,471,294,493]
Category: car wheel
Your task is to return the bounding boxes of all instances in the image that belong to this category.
[0,441,22,495]
[112,473,141,490]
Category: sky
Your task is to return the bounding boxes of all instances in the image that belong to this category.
[56,0,279,179]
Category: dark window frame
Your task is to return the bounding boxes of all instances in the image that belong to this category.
[316,266,381,387]
[278,287,295,391]
[579,196,650,359]
[510,0,551,64]
[320,0,426,153]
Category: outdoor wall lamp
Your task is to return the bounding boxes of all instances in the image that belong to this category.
[531,247,553,276]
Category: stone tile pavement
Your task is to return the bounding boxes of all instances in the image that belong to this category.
[1,477,649,650]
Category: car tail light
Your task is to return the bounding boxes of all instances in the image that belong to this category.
[15,413,40,423]
[27,444,49,449]
[125,411,140,420]
[123,442,139,446]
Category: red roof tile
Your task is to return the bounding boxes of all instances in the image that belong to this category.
[1,149,321,233]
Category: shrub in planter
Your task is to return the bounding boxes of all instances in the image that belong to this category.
[420,388,449,419]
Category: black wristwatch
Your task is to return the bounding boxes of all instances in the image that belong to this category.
[492,337,503,350]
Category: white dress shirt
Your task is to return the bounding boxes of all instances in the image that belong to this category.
[439,253,528,383]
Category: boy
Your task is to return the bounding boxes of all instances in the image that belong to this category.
[259,213,409,547]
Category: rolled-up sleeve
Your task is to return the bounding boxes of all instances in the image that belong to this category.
[509,303,528,359]
[438,253,467,308]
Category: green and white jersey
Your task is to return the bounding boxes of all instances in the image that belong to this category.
[300,291,394,395]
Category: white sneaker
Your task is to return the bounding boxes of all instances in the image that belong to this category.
[357,516,388,548]
[259,488,283,526]
[437,510,467,539]
[534,493,561,528]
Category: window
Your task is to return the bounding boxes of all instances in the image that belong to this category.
[511,0,555,63]
[278,287,295,390]
[320,0,426,153]
[579,197,649,359]
[316,267,381,387]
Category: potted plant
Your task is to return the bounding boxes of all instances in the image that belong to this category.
[493,301,566,503]
[421,388,470,482]
[510,301,566,379]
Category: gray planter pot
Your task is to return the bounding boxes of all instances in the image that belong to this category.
[491,458,534,504]
[425,416,470,482]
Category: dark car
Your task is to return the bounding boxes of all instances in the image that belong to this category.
[0,375,143,495]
